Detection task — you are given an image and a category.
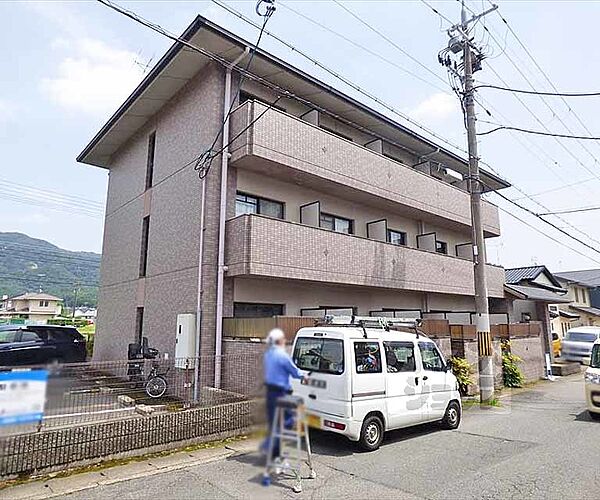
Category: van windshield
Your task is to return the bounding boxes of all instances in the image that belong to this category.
[566,331,598,343]
[591,345,600,369]
[293,337,344,375]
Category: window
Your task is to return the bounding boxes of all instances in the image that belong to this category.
[20,331,43,342]
[591,345,600,369]
[387,229,407,246]
[418,342,445,371]
[38,300,49,307]
[0,329,18,344]
[233,302,284,318]
[235,193,284,219]
[383,341,416,372]
[293,338,344,375]
[145,132,156,190]
[575,287,580,303]
[354,342,382,373]
[301,307,356,317]
[320,213,353,234]
[565,331,598,343]
[135,307,144,344]
[435,240,448,254]
[139,216,150,277]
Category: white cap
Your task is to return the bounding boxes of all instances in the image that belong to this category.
[266,328,285,345]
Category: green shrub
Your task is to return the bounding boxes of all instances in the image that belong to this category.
[501,341,525,388]
[448,356,474,395]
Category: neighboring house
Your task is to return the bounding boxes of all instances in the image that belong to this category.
[0,292,63,324]
[74,307,97,322]
[554,270,600,330]
[503,266,570,350]
[77,16,510,362]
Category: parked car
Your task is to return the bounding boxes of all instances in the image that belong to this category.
[585,339,600,420]
[561,326,600,364]
[552,332,561,358]
[0,325,87,366]
[291,316,461,451]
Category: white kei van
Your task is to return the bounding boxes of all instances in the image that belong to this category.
[291,317,461,451]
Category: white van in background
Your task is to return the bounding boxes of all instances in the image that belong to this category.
[291,316,461,451]
[562,326,600,364]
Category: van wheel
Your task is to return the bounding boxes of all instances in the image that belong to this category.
[359,415,384,451]
[441,401,461,430]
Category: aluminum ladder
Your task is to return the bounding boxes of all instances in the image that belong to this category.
[262,395,316,493]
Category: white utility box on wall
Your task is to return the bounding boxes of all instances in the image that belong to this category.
[175,313,196,369]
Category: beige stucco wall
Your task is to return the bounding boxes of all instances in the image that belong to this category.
[233,277,481,318]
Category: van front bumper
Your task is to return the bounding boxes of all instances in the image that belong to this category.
[585,380,600,414]
[306,411,362,441]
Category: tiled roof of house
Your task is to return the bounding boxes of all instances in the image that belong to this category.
[555,269,600,287]
[504,284,571,303]
[505,266,547,284]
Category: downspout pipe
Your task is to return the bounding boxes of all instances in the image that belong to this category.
[193,173,207,403]
[214,48,249,388]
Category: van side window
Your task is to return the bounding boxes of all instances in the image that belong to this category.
[418,342,445,372]
[354,342,382,373]
[383,342,415,373]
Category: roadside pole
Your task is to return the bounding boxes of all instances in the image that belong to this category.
[440,1,498,402]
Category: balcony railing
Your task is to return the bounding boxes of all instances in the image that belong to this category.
[229,101,500,237]
[225,214,505,297]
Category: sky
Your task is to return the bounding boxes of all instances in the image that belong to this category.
[1,0,600,274]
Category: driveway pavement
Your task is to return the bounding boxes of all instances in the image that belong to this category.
[4,373,598,499]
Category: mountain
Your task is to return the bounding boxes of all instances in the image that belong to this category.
[0,232,101,308]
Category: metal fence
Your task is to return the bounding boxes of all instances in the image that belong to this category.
[0,354,263,437]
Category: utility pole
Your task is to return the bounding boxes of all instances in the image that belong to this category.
[439,1,498,402]
[72,284,80,321]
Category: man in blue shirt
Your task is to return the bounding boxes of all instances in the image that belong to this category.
[262,328,305,456]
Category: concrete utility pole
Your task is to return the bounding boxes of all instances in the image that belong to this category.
[440,1,498,402]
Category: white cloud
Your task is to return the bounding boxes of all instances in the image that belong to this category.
[410,92,459,123]
[41,38,144,116]
[0,100,18,124]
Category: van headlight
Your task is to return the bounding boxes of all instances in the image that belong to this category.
[585,372,600,384]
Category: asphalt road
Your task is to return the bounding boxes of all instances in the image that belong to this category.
[59,373,599,499]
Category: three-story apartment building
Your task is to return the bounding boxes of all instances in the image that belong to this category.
[78,17,509,363]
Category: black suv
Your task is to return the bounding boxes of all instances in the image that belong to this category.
[0,325,87,366]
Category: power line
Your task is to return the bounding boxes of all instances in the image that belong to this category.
[478,124,600,140]
[537,206,600,216]
[0,275,99,287]
[490,2,600,149]
[475,84,600,97]
[511,177,596,201]
[276,0,450,94]
[102,0,600,262]
[330,0,450,89]
[496,206,600,267]
[210,0,467,157]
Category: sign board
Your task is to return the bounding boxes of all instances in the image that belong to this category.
[0,370,48,426]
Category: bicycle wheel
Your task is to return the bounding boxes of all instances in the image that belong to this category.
[146,375,167,398]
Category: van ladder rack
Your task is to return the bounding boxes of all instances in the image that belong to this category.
[314,315,422,337]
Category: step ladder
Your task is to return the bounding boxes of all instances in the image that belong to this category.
[262,395,316,493]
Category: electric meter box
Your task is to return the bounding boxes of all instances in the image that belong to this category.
[175,313,196,369]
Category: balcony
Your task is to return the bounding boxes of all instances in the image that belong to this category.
[229,101,500,237]
[225,214,505,298]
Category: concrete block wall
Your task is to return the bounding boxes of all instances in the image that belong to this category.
[509,336,545,384]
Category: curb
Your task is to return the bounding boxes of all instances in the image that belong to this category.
[0,438,262,500]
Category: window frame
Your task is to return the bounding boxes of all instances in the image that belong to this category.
[383,341,417,373]
[145,131,156,190]
[353,341,383,374]
[233,302,285,318]
[139,216,150,278]
[387,228,407,246]
[292,337,345,375]
[435,240,448,255]
[319,212,354,234]
[418,341,446,372]
[235,192,284,220]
